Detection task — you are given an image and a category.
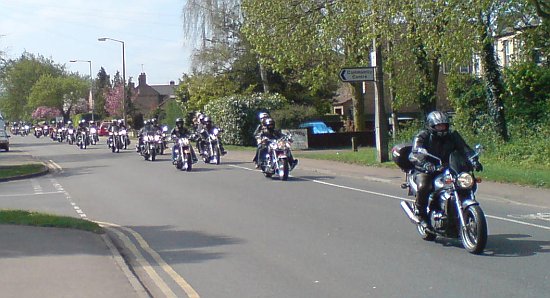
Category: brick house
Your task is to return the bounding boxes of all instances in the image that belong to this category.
[130,73,177,116]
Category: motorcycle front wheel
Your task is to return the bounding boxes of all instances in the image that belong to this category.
[460,205,488,254]
[185,153,192,171]
[279,158,289,181]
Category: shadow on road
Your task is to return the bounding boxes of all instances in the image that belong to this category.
[115,225,245,264]
[483,234,550,257]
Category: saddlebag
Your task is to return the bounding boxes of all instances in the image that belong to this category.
[391,143,415,171]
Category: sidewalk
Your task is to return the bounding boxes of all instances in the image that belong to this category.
[0,149,148,297]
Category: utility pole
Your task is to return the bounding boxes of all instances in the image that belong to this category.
[372,38,389,162]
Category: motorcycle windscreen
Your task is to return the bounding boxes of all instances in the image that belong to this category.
[448,151,473,174]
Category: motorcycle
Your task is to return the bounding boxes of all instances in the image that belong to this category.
[120,128,130,149]
[22,125,30,136]
[67,127,76,145]
[172,136,195,171]
[197,128,223,164]
[392,143,487,254]
[56,128,64,142]
[140,133,158,161]
[89,127,99,145]
[34,126,43,138]
[77,129,89,149]
[260,134,294,181]
[155,130,166,155]
[109,130,123,153]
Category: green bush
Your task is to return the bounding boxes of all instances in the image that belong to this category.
[204,93,288,145]
[503,63,550,125]
[270,105,319,129]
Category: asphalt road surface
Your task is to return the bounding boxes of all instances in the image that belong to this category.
[3,136,549,297]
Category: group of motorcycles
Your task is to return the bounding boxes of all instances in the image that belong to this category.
[31,123,98,149]
[10,124,32,136]
[138,126,224,172]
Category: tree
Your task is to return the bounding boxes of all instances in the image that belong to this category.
[104,84,124,117]
[93,67,111,118]
[0,52,64,121]
[27,74,88,121]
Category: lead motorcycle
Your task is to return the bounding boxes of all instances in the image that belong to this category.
[140,132,158,161]
[392,143,487,254]
[172,136,195,171]
[259,134,294,181]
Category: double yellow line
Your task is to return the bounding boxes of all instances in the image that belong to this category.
[98,221,200,298]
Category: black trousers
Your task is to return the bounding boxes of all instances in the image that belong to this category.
[415,172,434,217]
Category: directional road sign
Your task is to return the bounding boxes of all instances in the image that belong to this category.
[339,67,375,82]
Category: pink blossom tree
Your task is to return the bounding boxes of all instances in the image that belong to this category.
[31,106,61,120]
[104,84,124,117]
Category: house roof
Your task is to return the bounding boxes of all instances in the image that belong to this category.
[150,84,176,97]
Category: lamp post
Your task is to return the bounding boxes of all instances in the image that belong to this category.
[98,37,126,123]
[69,59,94,122]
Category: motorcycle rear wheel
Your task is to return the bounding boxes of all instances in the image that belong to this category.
[460,205,487,254]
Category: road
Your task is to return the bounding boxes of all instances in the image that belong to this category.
[2,136,550,297]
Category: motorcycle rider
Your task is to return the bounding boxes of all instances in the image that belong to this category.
[253,112,271,167]
[256,118,298,169]
[170,118,198,163]
[197,116,227,155]
[408,111,483,229]
[137,120,153,153]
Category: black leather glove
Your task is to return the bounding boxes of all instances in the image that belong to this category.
[423,162,436,173]
[472,160,483,172]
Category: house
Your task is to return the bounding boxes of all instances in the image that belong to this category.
[130,73,177,116]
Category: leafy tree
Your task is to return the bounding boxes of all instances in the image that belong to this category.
[27,74,88,121]
[93,67,111,118]
[0,52,64,120]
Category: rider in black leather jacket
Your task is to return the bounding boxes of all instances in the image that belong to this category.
[409,111,482,228]
[170,118,198,162]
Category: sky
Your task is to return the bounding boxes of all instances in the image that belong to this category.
[0,0,195,85]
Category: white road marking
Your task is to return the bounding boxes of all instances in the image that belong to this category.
[229,164,550,231]
[31,178,43,193]
[0,191,63,197]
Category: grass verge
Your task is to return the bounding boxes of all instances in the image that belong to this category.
[0,164,46,179]
[293,147,550,188]
[0,210,103,233]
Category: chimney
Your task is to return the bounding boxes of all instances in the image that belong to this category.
[138,73,147,86]
[169,80,175,86]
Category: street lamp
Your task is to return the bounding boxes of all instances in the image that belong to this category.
[98,37,126,123]
[69,59,94,122]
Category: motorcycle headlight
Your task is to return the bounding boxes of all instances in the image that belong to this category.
[213,128,219,135]
[457,173,474,189]
[120,129,127,135]
[90,128,97,133]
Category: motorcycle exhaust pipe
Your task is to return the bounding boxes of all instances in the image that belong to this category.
[400,201,420,225]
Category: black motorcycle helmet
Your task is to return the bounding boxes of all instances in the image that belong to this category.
[175,118,184,128]
[264,118,275,131]
[426,111,450,137]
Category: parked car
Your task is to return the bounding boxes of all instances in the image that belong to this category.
[0,129,10,152]
[298,121,335,134]
[99,121,112,136]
